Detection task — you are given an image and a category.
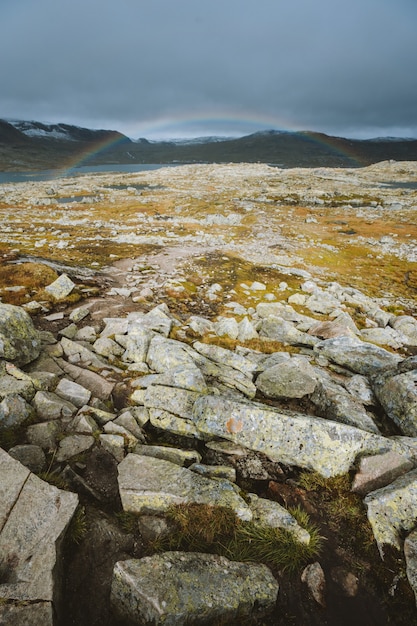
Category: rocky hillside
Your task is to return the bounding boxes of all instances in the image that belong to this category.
[1,119,417,170]
[0,161,417,624]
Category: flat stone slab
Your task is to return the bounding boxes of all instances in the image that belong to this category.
[0,449,78,605]
[117,453,252,520]
[111,552,279,625]
[192,394,400,478]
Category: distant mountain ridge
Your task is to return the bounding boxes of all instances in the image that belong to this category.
[1,118,417,171]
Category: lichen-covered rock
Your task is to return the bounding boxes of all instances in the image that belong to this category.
[33,390,77,421]
[391,315,417,346]
[192,394,399,478]
[144,385,203,419]
[0,448,78,620]
[0,394,33,430]
[111,552,279,625]
[193,341,257,377]
[256,357,317,399]
[310,370,379,434]
[0,303,41,366]
[364,469,417,556]
[117,453,252,520]
[44,273,75,300]
[146,335,197,372]
[314,336,401,377]
[372,369,417,437]
[0,373,35,402]
[133,444,201,466]
[8,444,46,473]
[55,377,91,408]
[259,316,319,347]
[404,528,417,606]
[247,493,310,544]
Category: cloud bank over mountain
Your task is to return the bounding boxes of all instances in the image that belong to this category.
[1,0,417,139]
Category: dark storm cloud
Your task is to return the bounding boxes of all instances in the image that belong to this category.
[1,0,417,138]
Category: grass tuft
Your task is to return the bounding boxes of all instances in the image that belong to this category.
[150,502,322,575]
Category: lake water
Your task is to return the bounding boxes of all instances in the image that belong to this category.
[0,163,179,184]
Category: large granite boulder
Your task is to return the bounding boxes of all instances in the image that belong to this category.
[0,304,41,366]
[192,394,404,478]
[111,552,279,625]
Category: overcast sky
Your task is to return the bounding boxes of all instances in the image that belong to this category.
[1,0,417,139]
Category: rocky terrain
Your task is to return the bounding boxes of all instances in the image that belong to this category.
[0,161,417,625]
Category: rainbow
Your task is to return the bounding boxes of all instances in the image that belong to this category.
[54,111,364,176]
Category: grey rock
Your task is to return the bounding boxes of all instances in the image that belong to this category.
[310,370,379,434]
[351,451,414,495]
[238,316,259,341]
[8,444,46,473]
[99,434,126,462]
[55,377,92,408]
[0,602,53,626]
[186,315,215,336]
[146,335,197,373]
[214,316,239,339]
[148,408,202,439]
[372,369,417,437]
[111,552,279,625]
[141,305,174,337]
[360,326,405,349]
[405,527,417,606]
[26,421,63,451]
[134,444,201,466]
[114,411,146,440]
[301,562,326,607]
[74,326,97,342]
[103,421,138,451]
[259,316,319,347]
[364,468,417,556]
[0,303,41,366]
[33,390,77,421]
[123,322,153,363]
[144,385,203,419]
[0,394,33,430]
[256,357,317,399]
[44,273,75,300]
[0,373,35,402]
[344,374,376,406]
[0,448,78,610]
[69,305,90,322]
[189,463,236,482]
[59,361,115,400]
[390,315,417,346]
[117,453,252,520]
[247,493,310,543]
[314,336,401,377]
[192,394,397,478]
[60,337,107,369]
[93,336,124,358]
[305,291,340,315]
[55,434,95,462]
[193,341,257,377]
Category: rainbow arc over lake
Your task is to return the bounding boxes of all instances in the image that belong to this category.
[55,112,364,176]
